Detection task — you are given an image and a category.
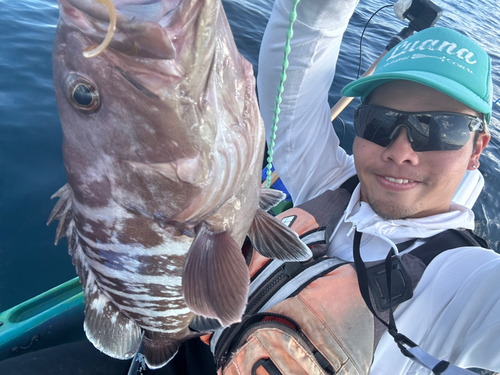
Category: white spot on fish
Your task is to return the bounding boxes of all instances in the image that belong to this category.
[234,200,241,211]
[82,223,93,232]
[90,293,108,314]
[110,312,119,324]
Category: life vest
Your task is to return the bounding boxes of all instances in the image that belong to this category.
[202,176,488,375]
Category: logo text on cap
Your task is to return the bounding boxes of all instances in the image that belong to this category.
[387,39,477,64]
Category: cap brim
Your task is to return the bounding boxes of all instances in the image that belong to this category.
[341,71,492,122]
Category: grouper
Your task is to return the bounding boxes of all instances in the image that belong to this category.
[48,0,312,368]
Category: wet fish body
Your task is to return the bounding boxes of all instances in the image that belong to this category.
[49,0,311,368]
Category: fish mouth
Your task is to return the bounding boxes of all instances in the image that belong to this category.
[61,0,180,24]
[58,0,179,59]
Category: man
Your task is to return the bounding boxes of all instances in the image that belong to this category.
[2,0,497,374]
[257,0,500,373]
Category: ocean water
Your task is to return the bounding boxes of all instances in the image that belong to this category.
[0,0,499,312]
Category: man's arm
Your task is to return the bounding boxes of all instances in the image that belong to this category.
[426,250,500,372]
[257,0,359,205]
[373,247,500,374]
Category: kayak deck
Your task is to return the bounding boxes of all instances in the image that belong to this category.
[0,276,85,362]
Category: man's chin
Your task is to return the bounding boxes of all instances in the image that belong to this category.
[367,197,416,221]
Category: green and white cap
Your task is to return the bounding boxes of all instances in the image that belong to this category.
[342,27,493,123]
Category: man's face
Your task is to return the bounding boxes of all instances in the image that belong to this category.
[353,80,490,220]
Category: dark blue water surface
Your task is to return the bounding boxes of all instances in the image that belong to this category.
[1,0,499,311]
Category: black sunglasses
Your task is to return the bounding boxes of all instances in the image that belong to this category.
[353,104,484,152]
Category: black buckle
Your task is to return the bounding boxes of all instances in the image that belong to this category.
[366,257,413,312]
[393,333,417,358]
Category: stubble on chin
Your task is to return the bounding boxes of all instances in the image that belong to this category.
[365,195,415,220]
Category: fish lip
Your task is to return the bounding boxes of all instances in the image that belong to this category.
[59,0,178,60]
[59,0,86,25]
[60,0,132,29]
[59,0,97,21]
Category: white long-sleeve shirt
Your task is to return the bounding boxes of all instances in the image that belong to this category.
[257,0,500,373]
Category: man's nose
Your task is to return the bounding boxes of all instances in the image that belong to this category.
[382,127,419,165]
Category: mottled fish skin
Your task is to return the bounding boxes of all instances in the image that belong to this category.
[50,0,311,367]
[51,0,266,367]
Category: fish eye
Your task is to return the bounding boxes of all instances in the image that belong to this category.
[64,74,100,113]
[73,84,93,106]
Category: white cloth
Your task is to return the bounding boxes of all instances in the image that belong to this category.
[257,0,500,373]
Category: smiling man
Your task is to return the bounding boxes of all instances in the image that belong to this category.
[255,0,500,373]
[352,80,489,220]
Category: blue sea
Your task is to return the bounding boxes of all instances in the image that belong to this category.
[0,0,499,311]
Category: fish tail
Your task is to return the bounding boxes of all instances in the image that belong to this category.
[143,329,201,369]
[189,315,224,332]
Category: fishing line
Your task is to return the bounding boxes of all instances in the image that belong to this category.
[339,4,391,147]
[265,0,301,188]
[357,4,393,79]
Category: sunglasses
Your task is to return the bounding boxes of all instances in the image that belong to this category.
[353,105,484,152]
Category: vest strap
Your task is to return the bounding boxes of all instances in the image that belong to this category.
[407,346,476,374]
[354,229,480,374]
[353,230,403,340]
[251,359,282,375]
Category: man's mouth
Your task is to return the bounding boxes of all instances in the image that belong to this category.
[384,176,415,184]
[375,175,420,191]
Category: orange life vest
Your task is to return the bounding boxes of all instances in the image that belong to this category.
[199,177,487,375]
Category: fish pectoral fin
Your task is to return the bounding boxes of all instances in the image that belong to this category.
[142,329,201,369]
[182,225,249,327]
[84,286,142,360]
[189,315,223,332]
[249,208,313,261]
[259,188,286,211]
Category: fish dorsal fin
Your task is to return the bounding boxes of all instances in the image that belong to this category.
[47,183,74,245]
[182,224,249,327]
[248,208,312,261]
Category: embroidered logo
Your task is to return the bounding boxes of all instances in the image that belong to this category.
[386,39,477,65]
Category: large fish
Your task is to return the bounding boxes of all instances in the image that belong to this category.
[48,0,312,368]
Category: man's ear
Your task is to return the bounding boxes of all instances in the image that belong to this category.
[468,132,490,170]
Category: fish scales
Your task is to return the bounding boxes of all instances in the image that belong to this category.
[49,0,312,368]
